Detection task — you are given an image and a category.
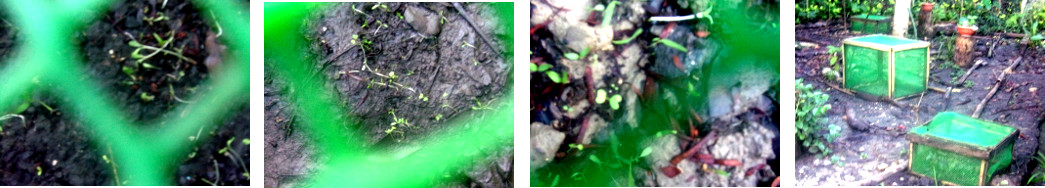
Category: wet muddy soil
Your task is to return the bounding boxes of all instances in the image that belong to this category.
[795,19,1045,186]
[0,0,249,185]
[529,0,780,186]
[264,2,513,188]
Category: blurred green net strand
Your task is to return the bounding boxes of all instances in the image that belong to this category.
[265,2,513,187]
[0,0,248,185]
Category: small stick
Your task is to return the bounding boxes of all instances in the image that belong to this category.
[914,91,925,124]
[452,2,500,55]
[973,57,1021,118]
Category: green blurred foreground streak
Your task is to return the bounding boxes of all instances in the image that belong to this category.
[0,0,248,185]
[265,2,514,187]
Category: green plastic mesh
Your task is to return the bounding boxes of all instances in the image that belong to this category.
[908,112,1016,185]
[893,47,928,97]
[850,14,891,34]
[0,0,248,185]
[265,3,514,187]
[842,35,928,98]
[843,43,889,96]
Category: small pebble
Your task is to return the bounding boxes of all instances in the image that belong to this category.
[51,160,57,166]
[877,163,888,171]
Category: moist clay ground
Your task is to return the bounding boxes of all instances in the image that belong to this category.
[529,0,780,186]
[264,2,513,188]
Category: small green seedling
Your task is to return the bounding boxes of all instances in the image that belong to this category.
[564,47,590,60]
[651,38,688,52]
[595,89,607,104]
[546,71,569,84]
[612,28,644,44]
[608,94,622,110]
[530,63,552,72]
[140,92,155,102]
[471,99,493,110]
[600,1,620,28]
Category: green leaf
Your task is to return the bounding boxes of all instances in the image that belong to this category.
[639,147,653,158]
[550,174,560,187]
[579,47,590,58]
[242,138,250,145]
[564,53,580,60]
[547,71,562,83]
[609,95,622,110]
[530,63,537,72]
[1032,34,1044,41]
[655,38,689,52]
[601,1,618,28]
[595,89,607,104]
[128,41,142,47]
[130,48,145,59]
[589,155,602,164]
[612,28,644,44]
[14,101,29,114]
[537,64,552,72]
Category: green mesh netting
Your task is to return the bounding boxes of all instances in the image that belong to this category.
[908,112,1016,185]
[843,43,889,96]
[893,47,928,97]
[850,14,891,34]
[842,35,928,98]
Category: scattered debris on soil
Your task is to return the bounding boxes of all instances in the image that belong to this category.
[0,0,249,185]
[529,0,780,186]
[795,19,1045,186]
[264,2,513,188]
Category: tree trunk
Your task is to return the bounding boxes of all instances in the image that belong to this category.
[892,0,912,37]
[954,36,975,68]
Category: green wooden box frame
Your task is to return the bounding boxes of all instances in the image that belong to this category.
[906,112,1018,186]
[842,34,930,98]
[850,14,892,34]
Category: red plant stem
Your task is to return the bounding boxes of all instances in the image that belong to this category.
[746,163,766,176]
[771,177,781,187]
[585,67,595,105]
[689,108,704,124]
[660,22,676,39]
[669,131,716,165]
[575,116,590,144]
[715,159,741,166]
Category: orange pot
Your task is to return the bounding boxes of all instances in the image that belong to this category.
[957,26,977,36]
[920,3,934,12]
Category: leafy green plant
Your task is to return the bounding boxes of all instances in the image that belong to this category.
[796,78,839,155]
[531,62,569,84]
[1028,152,1045,184]
[822,45,843,82]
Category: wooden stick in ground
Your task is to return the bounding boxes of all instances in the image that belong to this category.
[945,59,985,99]
[452,2,500,55]
[973,57,1021,118]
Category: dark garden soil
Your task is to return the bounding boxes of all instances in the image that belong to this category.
[0,0,249,185]
[264,2,513,188]
[529,0,780,187]
[795,19,1045,186]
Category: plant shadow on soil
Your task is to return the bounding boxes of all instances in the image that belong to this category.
[0,0,249,185]
[796,19,1045,186]
[264,2,513,188]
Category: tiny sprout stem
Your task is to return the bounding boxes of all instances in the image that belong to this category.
[612,28,644,44]
[600,1,620,28]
